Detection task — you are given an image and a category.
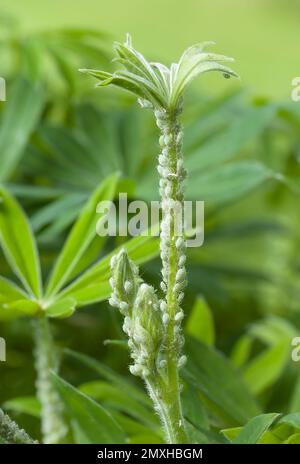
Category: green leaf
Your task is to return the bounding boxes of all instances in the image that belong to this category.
[46,173,119,297]
[0,277,28,302]
[45,297,76,319]
[233,413,280,444]
[3,396,41,418]
[187,161,273,202]
[186,105,276,173]
[230,335,253,368]
[1,299,40,316]
[79,380,157,429]
[185,296,215,345]
[182,383,209,431]
[278,413,300,429]
[183,337,260,425]
[64,349,150,407]
[57,229,159,307]
[0,186,42,297]
[283,433,300,444]
[243,342,290,395]
[0,78,44,181]
[51,372,126,444]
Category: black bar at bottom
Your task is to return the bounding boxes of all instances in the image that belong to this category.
[0,444,298,461]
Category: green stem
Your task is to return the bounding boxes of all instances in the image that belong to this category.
[153,107,188,444]
[34,316,67,444]
[0,407,38,444]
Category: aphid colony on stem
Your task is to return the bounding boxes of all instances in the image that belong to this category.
[81,33,237,444]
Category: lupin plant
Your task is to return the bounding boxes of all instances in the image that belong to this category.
[81,35,237,443]
[0,408,38,444]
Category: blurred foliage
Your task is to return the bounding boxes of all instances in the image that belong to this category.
[1,19,300,444]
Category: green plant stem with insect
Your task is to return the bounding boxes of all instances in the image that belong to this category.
[81,34,237,444]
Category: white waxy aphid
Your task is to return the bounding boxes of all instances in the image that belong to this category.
[119,301,129,312]
[110,254,117,269]
[178,355,187,368]
[108,296,119,308]
[159,359,167,369]
[124,280,132,293]
[178,292,184,304]
[176,268,186,283]
[160,281,167,292]
[160,300,167,313]
[175,311,184,322]
[162,313,169,325]
[176,237,185,249]
[179,255,186,267]
[129,364,141,376]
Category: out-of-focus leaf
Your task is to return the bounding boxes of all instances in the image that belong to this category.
[31,193,86,233]
[183,337,260,425]
[187,161,273,202]
[185,296,215,345]
[64,349,150,407]
[51,372,126,444]
[249,316,298,346]
[4,396,41,418]
[186,105,276,173]
[283,433,300,444]
[0,78,44,181]
[278,413,300,429]
[233,413,280,444]
[230,335,253,368]
[0,186,42,297]
[243,342,290,395]
[182,383,209,430]
[79,380,157,429]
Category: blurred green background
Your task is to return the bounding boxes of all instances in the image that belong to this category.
[1,0,300,445]
[0,0,299,97]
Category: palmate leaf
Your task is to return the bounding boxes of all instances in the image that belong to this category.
[45,173,119,297]
[56,228,159,307]
[80,34,237,110]
[0,276,39,320]
[0,186,42,298]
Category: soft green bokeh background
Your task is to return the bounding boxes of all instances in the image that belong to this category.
[0,0,299,98]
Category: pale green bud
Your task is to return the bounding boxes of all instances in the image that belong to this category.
[109,249,141,314]
[130,284,164,375]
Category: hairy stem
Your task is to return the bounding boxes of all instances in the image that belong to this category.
[0,407,38,444]
[34,316,67,444]
[154,107,188,444]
